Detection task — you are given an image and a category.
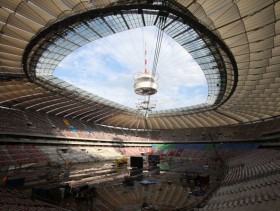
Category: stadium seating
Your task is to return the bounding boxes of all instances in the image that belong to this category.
[25,145,49,163]
[200,149,280,210]
[6,145,33,164]
[0,188,67,211]
[0,145,49,167]
[123,147,153,157]
[0,108,279,143]
[96,182,201,210]
[0,146,13,166]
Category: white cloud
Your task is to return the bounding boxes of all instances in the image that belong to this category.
[55,26,208,111]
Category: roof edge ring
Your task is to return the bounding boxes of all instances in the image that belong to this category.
[22,0,238,112]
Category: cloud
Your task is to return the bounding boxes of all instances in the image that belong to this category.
[55,26,208,111]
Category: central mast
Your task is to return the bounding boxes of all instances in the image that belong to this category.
[134,43,158,96]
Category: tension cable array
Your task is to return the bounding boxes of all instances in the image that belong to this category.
[142,12,168,119]
[152,14,168,76]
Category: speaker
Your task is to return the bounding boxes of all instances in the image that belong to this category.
[130,156,143,169]
[7,176,25,188]
[148,155,160,166]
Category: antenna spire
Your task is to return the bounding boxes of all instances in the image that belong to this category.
[144,42,148,74]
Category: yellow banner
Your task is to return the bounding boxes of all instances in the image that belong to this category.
[63,119,70,126]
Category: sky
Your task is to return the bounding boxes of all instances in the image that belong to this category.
[54,26,208,111]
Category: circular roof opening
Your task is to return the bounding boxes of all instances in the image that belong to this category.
[24,1,237,118]
[54,26,208,111]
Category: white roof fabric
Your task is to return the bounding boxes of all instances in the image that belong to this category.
[0,0,279,129]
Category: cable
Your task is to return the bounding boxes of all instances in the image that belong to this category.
[152,15,167,76]
[128,29,142,68]
[139,12,168,117]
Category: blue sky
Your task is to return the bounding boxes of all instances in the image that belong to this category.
[54,26,208,111]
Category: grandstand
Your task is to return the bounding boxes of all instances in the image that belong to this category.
[0,0,280,210]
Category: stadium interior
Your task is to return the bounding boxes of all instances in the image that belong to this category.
[0,0,280,211]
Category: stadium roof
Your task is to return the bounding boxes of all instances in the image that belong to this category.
[0,0,279,130]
